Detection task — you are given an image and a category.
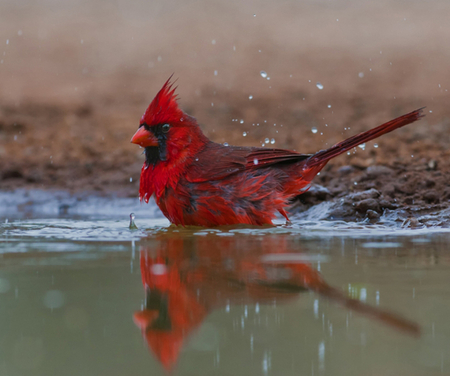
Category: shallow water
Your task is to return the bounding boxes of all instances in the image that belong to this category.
[1,196,450,376]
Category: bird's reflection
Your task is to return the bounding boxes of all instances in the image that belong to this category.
[133,234,419,370]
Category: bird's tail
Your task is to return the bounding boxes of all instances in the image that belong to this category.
[304,108,424,171]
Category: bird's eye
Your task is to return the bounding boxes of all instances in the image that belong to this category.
[161,124,170,133]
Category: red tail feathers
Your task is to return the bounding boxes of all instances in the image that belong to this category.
[306,108,425,168]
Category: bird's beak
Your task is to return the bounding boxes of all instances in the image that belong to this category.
[131,127,158,147]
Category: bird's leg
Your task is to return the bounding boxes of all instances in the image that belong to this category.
[278,209,291,223]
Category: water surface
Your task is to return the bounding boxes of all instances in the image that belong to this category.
[1,203,449,376]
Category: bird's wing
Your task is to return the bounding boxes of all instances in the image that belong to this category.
[245,148,311,169]
[186,142,311,183]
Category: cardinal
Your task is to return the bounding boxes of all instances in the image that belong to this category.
[131,78,423,226]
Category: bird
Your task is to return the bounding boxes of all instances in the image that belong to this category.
[131,78,424,226]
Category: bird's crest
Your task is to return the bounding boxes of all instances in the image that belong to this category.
[141,76,184,126]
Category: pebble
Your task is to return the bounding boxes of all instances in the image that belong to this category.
[423,190,440,203]
[337,165,355,175]
[366,209,380,220]
[427,160,437,171]
[365,165,394,177]
[379,199,398,210]
[347,188,380,201]
[355,198,381,213]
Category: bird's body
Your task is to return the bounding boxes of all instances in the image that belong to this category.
[132,78,423,226]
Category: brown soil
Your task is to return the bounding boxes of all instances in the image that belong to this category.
[0,0,449,222]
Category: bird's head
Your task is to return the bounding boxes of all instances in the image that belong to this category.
[131,77,207,167]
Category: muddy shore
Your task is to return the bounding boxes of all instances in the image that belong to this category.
[0,0,449,224]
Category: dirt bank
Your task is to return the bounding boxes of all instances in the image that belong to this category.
[0,0,449,222]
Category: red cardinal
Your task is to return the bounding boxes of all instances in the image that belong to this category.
[131,78,423,226]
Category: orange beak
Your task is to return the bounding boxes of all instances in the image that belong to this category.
[131,127,159,147]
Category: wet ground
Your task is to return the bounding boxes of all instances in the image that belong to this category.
[1,205,450,376]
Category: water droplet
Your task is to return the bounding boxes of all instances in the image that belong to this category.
[129,177,133,182]
[327,104,331,108]
[214,70,218,76]
[43,290,65,309]
[354,181,358,185]
[360,288,367,301]
[264,138,270,143]
[358,72,364,78]
[316,82,323,90]
[157,56,162,62]
[14,135,17,141]
[266,76,270,80]
[260,71,268,78]
[224,142,229,146]
[270,138,275,144]
[243,132,247,137]
[374,143,378,148]
[6,39,9,45]
[211,102,214,106]
[347,152,351,155]
[212,39,216,45]
[253,14,256,17]
[151,264,167,275]
[358,143,366,150]
[318,342,325,370]
[240,119,244,124]
[311,127,318,134]
[249,95,253,100]
[129,213,138,230]
[18,30,23,36]
[253,158,259,165]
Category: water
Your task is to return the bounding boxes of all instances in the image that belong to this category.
[1,193,450,375]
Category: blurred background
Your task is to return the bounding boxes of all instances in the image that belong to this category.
[0,0,449,196]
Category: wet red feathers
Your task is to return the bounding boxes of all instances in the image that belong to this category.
[132,78,424,226]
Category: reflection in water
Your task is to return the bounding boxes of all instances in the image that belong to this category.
[133,234,420,370]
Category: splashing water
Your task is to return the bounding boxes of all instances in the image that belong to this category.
[129,213,138,230]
